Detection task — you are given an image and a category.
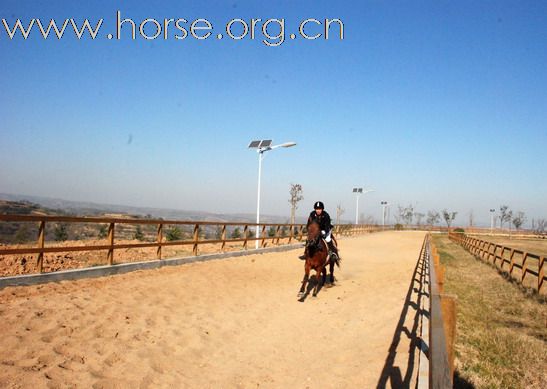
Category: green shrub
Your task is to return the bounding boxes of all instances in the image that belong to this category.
[134,225,145,241]
[166,227,182,241]
[54,223,68,241]
[231,227,241,239]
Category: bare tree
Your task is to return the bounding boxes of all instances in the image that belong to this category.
[536,219,546,233]
[512,211,526,230]
[397,204,414,225]
[288,183,304,225]
[414,212,425,226]
[426,210,440,226]
[336,203,345,225]
[499,205,512,229]
[442,209,457,229]
[468,210,474,227]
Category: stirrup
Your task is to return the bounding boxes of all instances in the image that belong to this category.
[299,254,306,260]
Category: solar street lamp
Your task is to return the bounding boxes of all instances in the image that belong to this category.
[249,139,296,249]
[381,201,389,227]
[489,209,496,233]
[353,187,375,224]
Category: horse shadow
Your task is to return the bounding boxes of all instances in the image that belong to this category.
[298,275,336,302]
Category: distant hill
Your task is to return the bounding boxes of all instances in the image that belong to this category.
[0,193,306,223]
[0,193,318,244]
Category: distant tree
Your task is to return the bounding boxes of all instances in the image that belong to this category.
[512,211,526,230]
[231,227,241,239]
[336,203,345,225]
[14,225,30,243]
[98,225,108,239]
[398,204,414,225]
[442,209,457,229]
[268,226,276,237]
[426,210,440,226]
[54,223,68,241]
[281,225,288,237]
[166,227,182,241]
[468,210,474,227]
[134,225,145,241]
[288,184,304,225]
[536,219,546,233]
[214,226,223,240]
[499,205,512,229]
[414,212,425,226]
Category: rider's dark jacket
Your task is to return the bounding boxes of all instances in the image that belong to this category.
[307,210,333,232]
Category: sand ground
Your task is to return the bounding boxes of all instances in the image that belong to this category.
[0,231,426,389]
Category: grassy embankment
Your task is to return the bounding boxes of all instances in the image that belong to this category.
[432,234,546,389]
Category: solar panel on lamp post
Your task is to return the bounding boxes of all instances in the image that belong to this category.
[248,140,297,249]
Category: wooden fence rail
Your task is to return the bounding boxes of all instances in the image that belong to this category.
[426,234,457,388]
[0,214,385,274]
[448,232,545,293]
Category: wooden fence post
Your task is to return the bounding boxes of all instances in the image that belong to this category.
[193,224,199,256]
[440,295,457,378]
[243,225,248,250]
[107,222,115,265]
[261,225,266,248]
[288,225,294,244]
[221,225,226,252]
[539,256,544,293]
[157,223,163,259]
[521,253,528,284]
[37,221,45,273]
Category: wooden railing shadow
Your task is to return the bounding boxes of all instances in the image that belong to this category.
[376,239,429,388]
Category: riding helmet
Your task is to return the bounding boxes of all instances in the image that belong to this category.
[314,201,325,210]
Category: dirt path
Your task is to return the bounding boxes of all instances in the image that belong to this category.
[0,231,426,388]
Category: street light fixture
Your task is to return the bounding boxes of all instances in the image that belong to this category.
[353,187,375,224]
[489,209,496,234]
[249,139,296,249]
[381,201,389,228]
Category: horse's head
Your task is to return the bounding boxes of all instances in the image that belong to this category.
[306,221,321,249]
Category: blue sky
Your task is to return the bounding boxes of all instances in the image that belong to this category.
[1,1,546,226]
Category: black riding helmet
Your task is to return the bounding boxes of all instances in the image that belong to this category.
[314,201,325,210]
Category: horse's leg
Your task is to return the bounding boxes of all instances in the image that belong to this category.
[329,259,335,284]
[298,262,310,296]
[313,268,322,297]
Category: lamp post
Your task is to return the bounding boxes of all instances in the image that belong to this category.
[249,140,296,249]
[381,201,389,228]
[353,187,375,224]
[489,209,495,234]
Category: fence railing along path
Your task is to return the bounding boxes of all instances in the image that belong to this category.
[449,231,546,294]
[0,214,384,275]
[423,234,457,389]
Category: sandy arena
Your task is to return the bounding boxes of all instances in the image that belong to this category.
[0,231,426,388]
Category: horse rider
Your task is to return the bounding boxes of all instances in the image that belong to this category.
[299,201,339,260]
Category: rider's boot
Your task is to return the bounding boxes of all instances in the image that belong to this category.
[327,241,339,259]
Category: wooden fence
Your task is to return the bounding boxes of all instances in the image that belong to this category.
[426,234,457,388]
[449,232,545,294]
[0,214,383,274]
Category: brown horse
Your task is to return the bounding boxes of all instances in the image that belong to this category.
[298,221,340,299]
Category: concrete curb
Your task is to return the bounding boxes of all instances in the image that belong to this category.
[0,243,304,289]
